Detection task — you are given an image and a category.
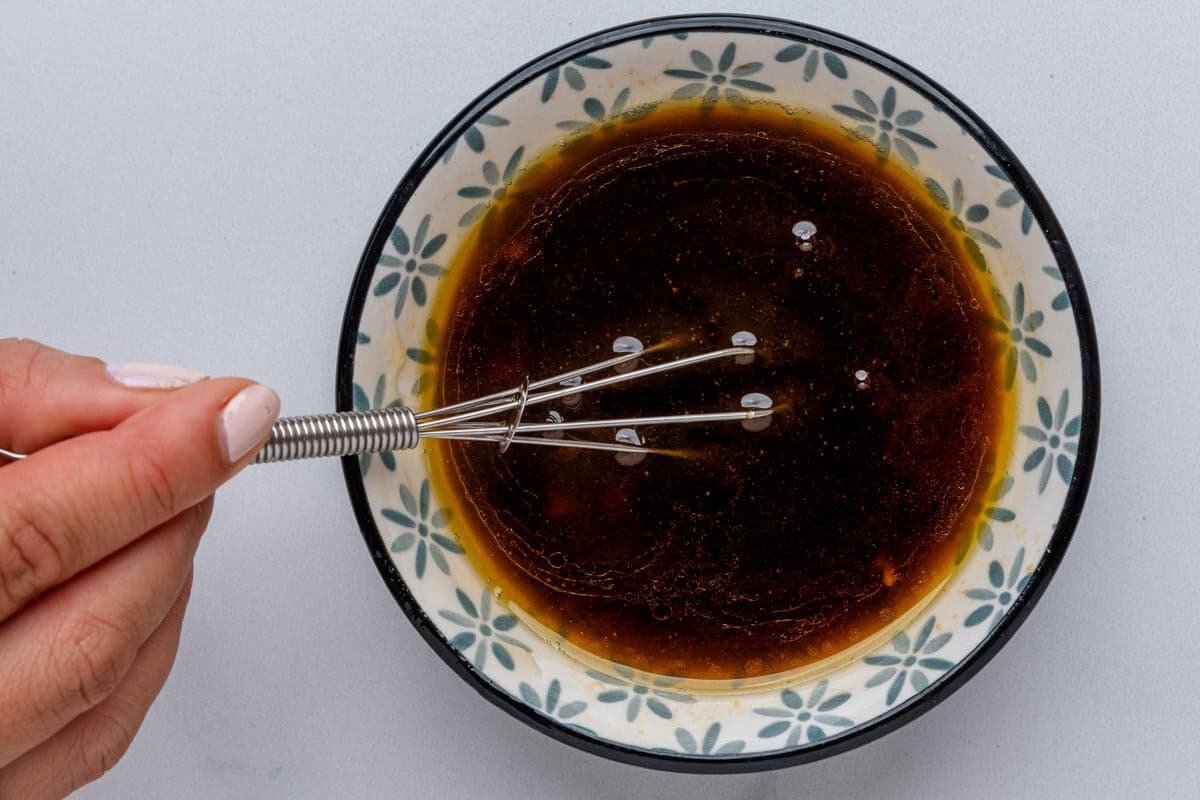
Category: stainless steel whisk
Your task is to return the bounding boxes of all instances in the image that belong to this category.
[0,334,774,465]
[253,333,774,463]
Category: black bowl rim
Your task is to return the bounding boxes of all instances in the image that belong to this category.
[335,13,1101,774]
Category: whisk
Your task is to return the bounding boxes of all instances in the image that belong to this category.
[0,334,774,465]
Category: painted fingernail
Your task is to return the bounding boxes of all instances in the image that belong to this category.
[106,362,208,389]
[218,384,281,463]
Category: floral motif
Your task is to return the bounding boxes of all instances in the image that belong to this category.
[442,113,510,163]
[991,282,1052,387]
[965,547,1032,629]
[382,479,463,579]
[518,678,593,735]
[555,88,654,136]
[375,215,448,318]
[1043,265,1071,310]
[675,722,745,756]
[541,56,612,102]
[352,374,397,474]
[924,177,1001,271]
[775,42,847,81]
[985,164,1034,235]
[864,617,953,706]
[753,680,854,745]
[975,475,1016,552]
[834,86,936,165]
[438,588,530,671]
[587,665,695,722]
[404,318,439,399]
[457,147,524,227]
[1021,389,1081,493]
[664,42,775,103]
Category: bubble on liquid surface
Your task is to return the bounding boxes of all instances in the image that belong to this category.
[615,428,643,446]
[792,220,818,240]
[612,335,644,355]
[741,393,773,432]
[615,427,646,466]
[854,368,870,390]
[792,220,818,251]
[741,392,773,410]
[560,374,584,406]
[731,331,758,347]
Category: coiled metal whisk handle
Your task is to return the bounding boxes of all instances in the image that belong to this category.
[0,336,774,467]
[253,407,419,464]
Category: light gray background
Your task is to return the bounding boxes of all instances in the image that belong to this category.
[3,1,1197,798]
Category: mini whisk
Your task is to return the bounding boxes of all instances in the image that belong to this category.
[0,334,774,465]
[254,333,773,463]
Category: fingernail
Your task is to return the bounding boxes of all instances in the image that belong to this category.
[106,362,208,389]
[218,384,281,463]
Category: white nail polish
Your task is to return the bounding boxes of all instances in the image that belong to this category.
[218,384,281,463]
[106,362,208,389]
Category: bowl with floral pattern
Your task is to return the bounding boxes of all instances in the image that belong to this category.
[336,14,1099,771]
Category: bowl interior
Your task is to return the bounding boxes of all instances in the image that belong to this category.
[341,18,1094,768]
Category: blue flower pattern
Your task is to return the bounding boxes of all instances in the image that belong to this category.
[456,147,524,227]
[986,164,1035,235]
[541,56,612,103]
[754,680,854,745]
[1043,265,1071,310]
[1021,389,1081,493]
[976,475,1016,552]
[382,479,463,579]
[965,548,1032,630]
[556,88,651,135]
[588,666,695,722]
[834,86,936,165]
[775,42,848,81]
[374,214,448,318]
[864,617,954,706]
[664,43,775,103]
[519,678,593,735]
[992,282,1052,387]
[675,722,745,756]
[438,588,529,671]
[442,113,510,163]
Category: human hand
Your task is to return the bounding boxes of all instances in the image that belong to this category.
[0,339,280,799]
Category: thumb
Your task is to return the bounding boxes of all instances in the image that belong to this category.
[0,378,279,620]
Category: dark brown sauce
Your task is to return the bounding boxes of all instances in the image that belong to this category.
[428,103,1009,679]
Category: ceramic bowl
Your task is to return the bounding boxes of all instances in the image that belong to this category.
[336,15,1099,771]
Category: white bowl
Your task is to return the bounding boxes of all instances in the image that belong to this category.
[337,14,1099,771]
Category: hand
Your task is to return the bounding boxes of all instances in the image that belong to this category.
[0,339,279,799]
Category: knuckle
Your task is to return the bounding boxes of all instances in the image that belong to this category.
[0,509,67,612]
[56,611,136,709]
[0,338,50,401]
[124,449,180,523]
[76,709,137,786]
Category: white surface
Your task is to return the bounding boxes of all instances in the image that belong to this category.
[2,1,1197,797]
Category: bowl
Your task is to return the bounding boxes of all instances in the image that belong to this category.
[336,14,1099,771]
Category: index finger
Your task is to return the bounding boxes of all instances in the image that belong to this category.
[0,377,279,621]
[0,338,207,454]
